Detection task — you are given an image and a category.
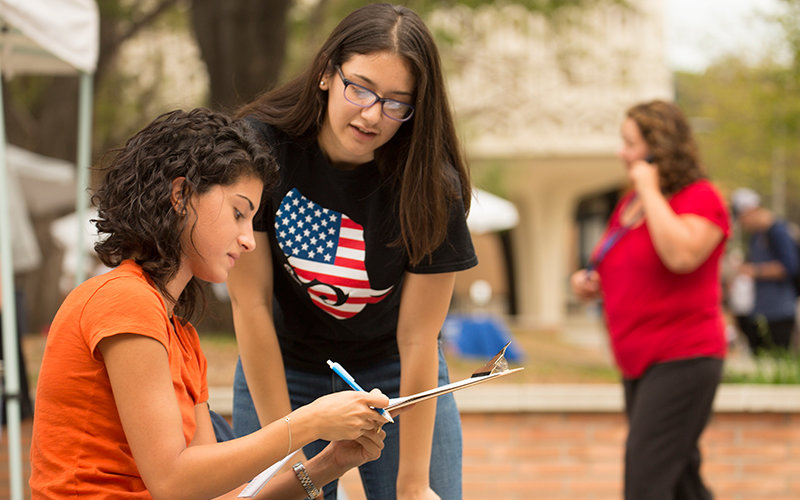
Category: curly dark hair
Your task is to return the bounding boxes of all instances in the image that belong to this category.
[627,100,706,195]
[92,108,277,321]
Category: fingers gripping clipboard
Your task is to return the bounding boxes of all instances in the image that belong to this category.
[385,342,524,412]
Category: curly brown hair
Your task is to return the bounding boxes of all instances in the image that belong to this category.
[92,108,277,321]
[627,100,706,195]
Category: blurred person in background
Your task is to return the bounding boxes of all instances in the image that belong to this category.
[571,100,729,500]
[729,187,798,354]
[0,260,34,421]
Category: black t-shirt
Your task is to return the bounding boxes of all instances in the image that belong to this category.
[250,120,477,373]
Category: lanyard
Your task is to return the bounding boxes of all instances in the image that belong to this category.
[587,195,641,272]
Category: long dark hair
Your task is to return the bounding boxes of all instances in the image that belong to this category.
[92,108,277,320]
[237,3,470,266]
[627,100,706,195]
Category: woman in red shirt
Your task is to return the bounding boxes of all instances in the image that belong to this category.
[571,100,729,500]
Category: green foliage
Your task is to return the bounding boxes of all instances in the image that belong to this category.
[4,76,50,113]
[724,315,800,384]
[675,24,800,223]
[283,0,621,82]
[776,0,800,78]
[93,67,160,152]
[676,0,800,222]
[93,1,192,153]
[415,0,627,16]
[724,350,800,384]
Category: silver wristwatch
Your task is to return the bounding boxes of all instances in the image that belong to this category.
[292,462,321,499]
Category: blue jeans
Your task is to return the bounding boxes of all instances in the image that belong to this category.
[231,345,463,500]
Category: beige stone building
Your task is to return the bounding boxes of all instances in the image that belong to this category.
[437,0,673,328]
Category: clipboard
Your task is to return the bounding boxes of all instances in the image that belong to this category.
[386,341,523,411]
[386,367,524,411]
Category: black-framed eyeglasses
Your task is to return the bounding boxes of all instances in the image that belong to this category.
[335,66,415,122]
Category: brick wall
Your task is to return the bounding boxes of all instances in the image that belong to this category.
[461,411,800,500]
[338,384,800,500]
[462,412,623,500]
[453,384,800,500]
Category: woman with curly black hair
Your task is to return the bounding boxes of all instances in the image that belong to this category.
[30,108,390,499]
[571,100,730,500]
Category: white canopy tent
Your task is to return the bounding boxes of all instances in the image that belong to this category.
[6,144,78,274]
[467,188,520,234]
[0,1,98,498]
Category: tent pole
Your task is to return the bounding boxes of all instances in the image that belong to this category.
[74,71,94,286]
[0,74,25,500]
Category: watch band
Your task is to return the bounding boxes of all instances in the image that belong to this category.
[292,462,321,499]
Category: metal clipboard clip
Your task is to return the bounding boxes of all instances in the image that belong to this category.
[470,341,512,378]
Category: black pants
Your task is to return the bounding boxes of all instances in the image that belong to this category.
[734,315,795,354]
[0,314,34,423]
[623,357,723,500]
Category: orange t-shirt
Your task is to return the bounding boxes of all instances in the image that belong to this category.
[30,260,208,498]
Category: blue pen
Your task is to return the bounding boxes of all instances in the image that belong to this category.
[327,360,394,423]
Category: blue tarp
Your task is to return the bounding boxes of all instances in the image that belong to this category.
[443,314,524,362]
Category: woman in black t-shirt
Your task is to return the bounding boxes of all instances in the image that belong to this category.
[225,4,476,500]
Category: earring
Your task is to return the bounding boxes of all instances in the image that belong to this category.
[320,80,326,89]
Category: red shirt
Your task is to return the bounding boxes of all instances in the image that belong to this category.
[595,180,730,379]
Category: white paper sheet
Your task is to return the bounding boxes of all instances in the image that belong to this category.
[238,450,300,498]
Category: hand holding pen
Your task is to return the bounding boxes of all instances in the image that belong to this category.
[328,360,395,423]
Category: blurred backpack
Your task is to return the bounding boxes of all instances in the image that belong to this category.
[763,221,800,297]
[792,241,800,297]
[787,223,800,297]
